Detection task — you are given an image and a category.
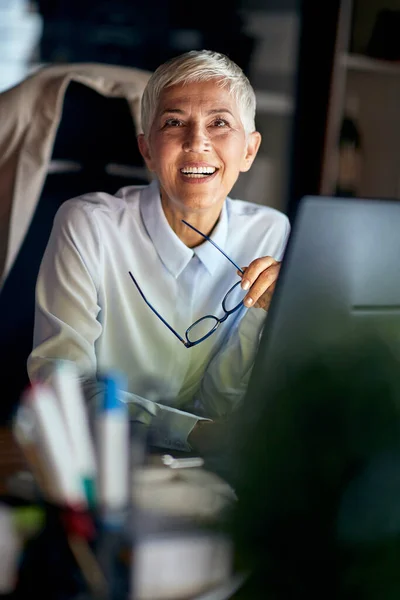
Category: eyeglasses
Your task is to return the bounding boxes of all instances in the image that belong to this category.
[128,219,246,348]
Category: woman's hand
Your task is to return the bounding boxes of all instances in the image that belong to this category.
[238,257,281,312]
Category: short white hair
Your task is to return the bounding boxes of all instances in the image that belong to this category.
[141,49,256,137]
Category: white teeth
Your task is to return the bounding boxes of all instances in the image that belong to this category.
[180,166,216,175]
[182,173,211,178]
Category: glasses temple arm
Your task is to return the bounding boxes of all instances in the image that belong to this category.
[128,272,187,346]
[181,219,244,274]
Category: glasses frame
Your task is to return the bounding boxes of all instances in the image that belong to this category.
[129,219,245,348]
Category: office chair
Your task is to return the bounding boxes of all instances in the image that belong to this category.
[0,79,149,422]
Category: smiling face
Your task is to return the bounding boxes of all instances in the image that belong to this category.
[138,79,261,220]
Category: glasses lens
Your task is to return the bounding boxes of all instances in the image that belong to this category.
[223,281,247,313]
[187,316,219,343]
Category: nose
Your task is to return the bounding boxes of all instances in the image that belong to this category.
[182,124,210,153]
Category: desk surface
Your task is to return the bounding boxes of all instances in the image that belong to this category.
[0,429,195,496]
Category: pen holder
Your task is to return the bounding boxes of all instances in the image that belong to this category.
[5,455,237,600]
[8,499,131,600]
[9,500,85,600]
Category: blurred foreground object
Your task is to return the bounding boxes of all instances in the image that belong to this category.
[228,330,400,599]
[7,362,237,599]
[133,463,236,522]
[0,503,22,593]
[131,458,236,599]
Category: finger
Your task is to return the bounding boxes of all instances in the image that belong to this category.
[243,264,279,303]
[246,268,278,302]
[237,267,247,277]
[243,266,280,307]
[246,285,275,311]
[253,283,276,310]
[240,257,278,291]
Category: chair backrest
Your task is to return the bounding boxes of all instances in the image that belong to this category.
[0,80,148,422]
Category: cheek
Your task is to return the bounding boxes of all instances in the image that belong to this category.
[156,140,179,165]
[224,146,247,171]
[153,149,180,183]
[215,135,247,164]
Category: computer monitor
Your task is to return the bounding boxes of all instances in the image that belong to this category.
[246,195,400,405]
[221,197,400,599]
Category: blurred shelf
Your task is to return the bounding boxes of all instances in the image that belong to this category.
[341,53,400,75]
[255,90,293,115]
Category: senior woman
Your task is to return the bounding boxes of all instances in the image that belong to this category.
[27,50,290,453]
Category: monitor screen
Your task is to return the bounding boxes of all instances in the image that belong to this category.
[246,195,400,404]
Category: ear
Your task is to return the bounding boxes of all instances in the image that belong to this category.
[240,131,262,173]
[137,134,156,172]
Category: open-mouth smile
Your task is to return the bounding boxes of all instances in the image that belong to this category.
[179,165,219,182]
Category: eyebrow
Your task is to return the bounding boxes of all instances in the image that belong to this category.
[160,107,235,118]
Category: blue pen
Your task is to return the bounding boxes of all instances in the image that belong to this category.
[96,373,131,599]
[97,373,130,522]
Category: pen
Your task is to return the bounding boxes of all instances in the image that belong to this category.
[13,402,55,500]
[162,455,205,469]
[68,534,107,599]
[97,373,130,520]
[23,383,86,508]
[51,361,97,507]
[0,505,23,595]
[62,507,107,598]
[96,373,130,600]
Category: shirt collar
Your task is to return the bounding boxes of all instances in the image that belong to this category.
[193,202,228,275]
[139,179,229,277]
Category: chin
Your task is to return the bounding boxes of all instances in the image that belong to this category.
[182,196,223,213]
[162,183,227,214]
[181,187,225,206]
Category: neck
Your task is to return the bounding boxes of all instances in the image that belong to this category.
[160,194,223,248]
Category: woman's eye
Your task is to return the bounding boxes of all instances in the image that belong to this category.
[164,118,183,127]
[213,119,229,128]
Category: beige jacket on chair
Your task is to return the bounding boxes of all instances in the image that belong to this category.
[0,62,151,288]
